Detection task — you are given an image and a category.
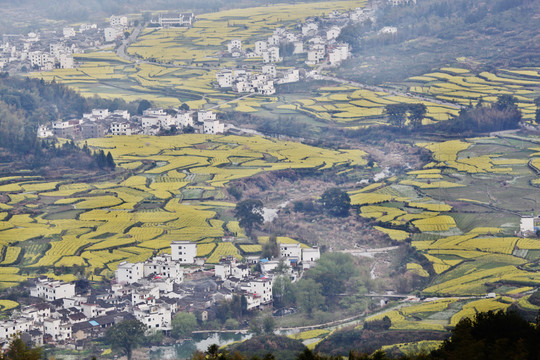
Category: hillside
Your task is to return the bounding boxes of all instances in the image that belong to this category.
[337,0,540,84]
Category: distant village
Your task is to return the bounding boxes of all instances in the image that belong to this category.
[0,240,320,349]
[37,108,226,140]
[215,6,377,95]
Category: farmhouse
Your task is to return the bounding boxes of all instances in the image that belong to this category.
[152,13,195,28]
[520,216,540,234]
[30,278,76,301]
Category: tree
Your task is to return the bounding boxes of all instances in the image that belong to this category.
[106,151,116,170]
[0,336,41,360]
[273,275,296,309]
[384,103,408,128]
[262,235,279,259]
[307,253,357,300]
[137,99,152,114]
[495,94,518,111]
[321,188,351,217]
[180,103,190,111]
[172,312,198,339]
[408,103,427,128]
[295,278,325,317]
[431,310,539,359]
[106,319,146,360]
[262,315,276,334]
[234,199,264,235]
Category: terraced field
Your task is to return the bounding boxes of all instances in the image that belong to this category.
[0,134,367,285]
[406,67,540,122]
[347,135,540,299]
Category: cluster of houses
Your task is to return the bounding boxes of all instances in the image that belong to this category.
[216,65,300,95]
[0,240,320,349]
[0,15,132,72]
[37,108,225,140]
[221,6,376,68]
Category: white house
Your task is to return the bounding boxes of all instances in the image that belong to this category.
[152,13,195,28]
[379,26,398,35]
[203,120,225,134]
[198,110,217,122]
[302,247,320,262]
[0,319,33,341]
[302,22,319,37]
[280,243,302,259]
[215,263,232,280]
[175,111,194,127]
[132,286,160,306]
[277,69,300,84]
[306,44,325,65]
[520,216,540,234]
[110,121,133,136]
[171,241,197,264]
[243,279,272,305]
[37,125,54,138]
[30,279,75,301]
[326,26,341,40]
[110,15,128,28]
[262,47,281,63]
[293,41,304,54]
[261,64,276,78]
[115,262,144,284]
[44,318,71,341]
[216,69,233,88]
[254,40,267,55]
[104,27,121,42]
[143,254,184,283]
[63,27,76,38]
[227,39,242,54]
[58,53,74,69]
[134,304,172,331]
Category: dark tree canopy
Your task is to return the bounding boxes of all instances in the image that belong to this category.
[106,319,146,360]
[321,188,351,217]
[234,199,264,234]
[432,310,540,360]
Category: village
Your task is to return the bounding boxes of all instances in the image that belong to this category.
[37,107,226,140]
[0,239,320,349]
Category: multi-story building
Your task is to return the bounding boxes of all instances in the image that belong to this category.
[143,254,184,283]
[170,241,197,264]
[115,262,144,284]
[30,278,76,301]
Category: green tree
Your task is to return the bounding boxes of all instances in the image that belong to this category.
[262,235,279,259]
[307,253,357,298]
[262,315,276,334]
[295,278,325,317]
[234,199,264,235]
[106,319,146,360]
[137,99,152,114]
[384,103,408,128]
[0,336,41,360]
[106,151,116,170]
[431,310,539,359]
[408,103,427,128]
[272,275,296,309]
[321,188,351,217]
[495,94,518,111]
[171,312,198,339]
